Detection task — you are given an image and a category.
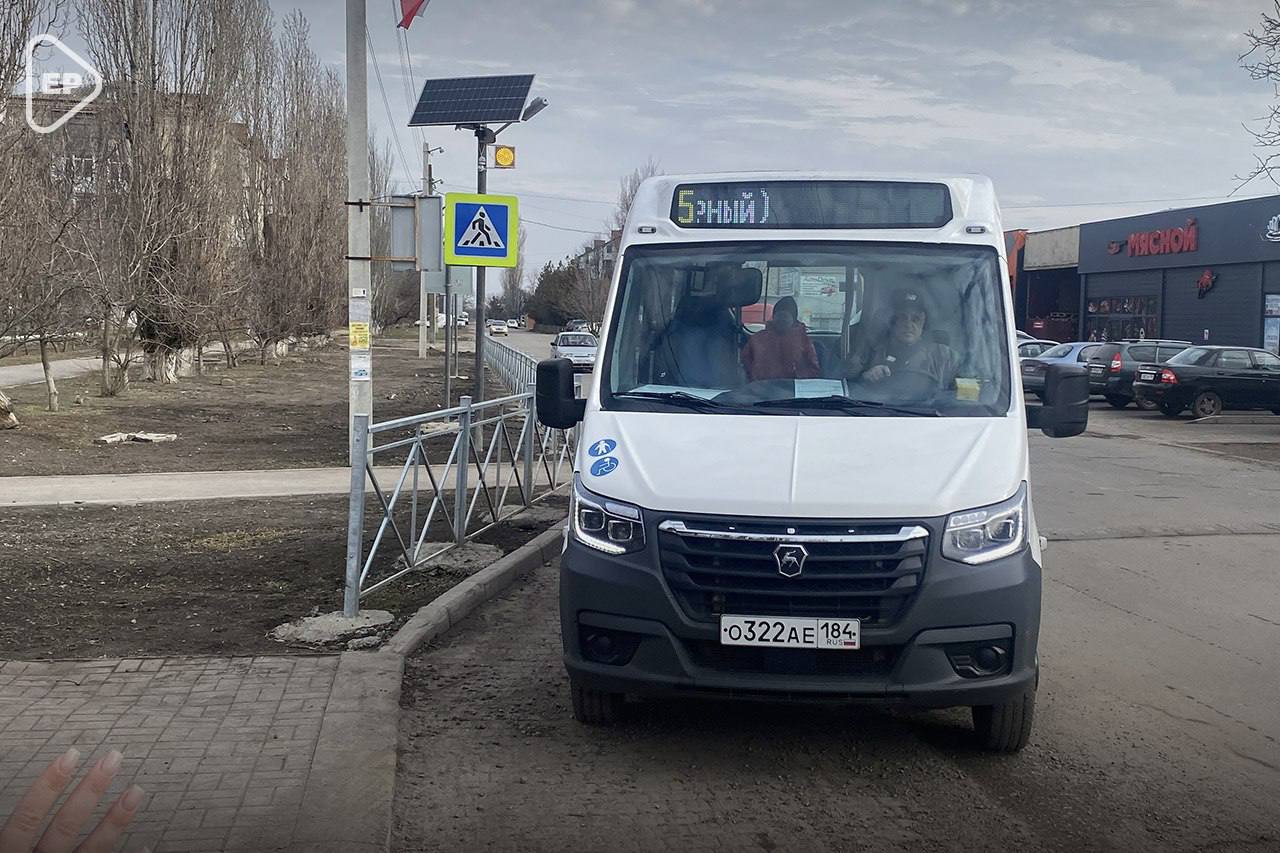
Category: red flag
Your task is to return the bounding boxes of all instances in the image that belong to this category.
[398,0,430,28]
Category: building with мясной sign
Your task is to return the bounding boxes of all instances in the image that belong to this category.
[1076,195,1280,353]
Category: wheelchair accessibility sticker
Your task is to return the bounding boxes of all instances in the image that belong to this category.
[588,438,617,457]
[590,457,619,477]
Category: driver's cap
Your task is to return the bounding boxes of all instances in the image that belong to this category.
[893,289,927,317]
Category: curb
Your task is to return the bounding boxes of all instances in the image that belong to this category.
[385,521,566,658]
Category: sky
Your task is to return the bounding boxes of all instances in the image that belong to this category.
[26,0,1280,290]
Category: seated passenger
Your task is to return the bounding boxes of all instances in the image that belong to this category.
[651,266,758,388]
[850,289,955,391]
[740,296,820,383]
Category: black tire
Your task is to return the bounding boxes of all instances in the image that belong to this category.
[1159,402,1184,418]
[1136,397,1158,411]
[569,677,622,725]
[972,689,1036,753]
[1105,395,1130,409]
[1192,390,1223,418]
[1272,409,1280,416]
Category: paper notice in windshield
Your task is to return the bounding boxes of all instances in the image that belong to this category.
[794,379,846,398]
[955,377,980,401]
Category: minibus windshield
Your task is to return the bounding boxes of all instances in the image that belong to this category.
[602,242,1011,417]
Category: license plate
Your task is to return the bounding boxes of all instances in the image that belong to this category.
[720,615,861,650]
[1089,365,1104,375]
[1138,371,1157,381]
[1022,364,1035,374]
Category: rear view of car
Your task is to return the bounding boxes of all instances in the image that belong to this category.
[1022,342,1098,397]
[1134,346,1280,417]
[1086,340,1190,408]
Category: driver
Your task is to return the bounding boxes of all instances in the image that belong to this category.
[851,289,955,390]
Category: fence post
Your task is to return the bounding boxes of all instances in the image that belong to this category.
[454,396,472,544]
[410,424,420,562]
[523,382,536,506]
[343,414,370,617]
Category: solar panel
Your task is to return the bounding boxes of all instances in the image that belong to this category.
[409,74,535,126]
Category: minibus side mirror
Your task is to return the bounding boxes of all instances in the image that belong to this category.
[536,358,585,429]
[1027,363,1088,438]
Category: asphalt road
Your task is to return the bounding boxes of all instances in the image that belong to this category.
[394,419,1280,852]
[498,328,558,362]
[0,341,251,388]
[0,354,101,388]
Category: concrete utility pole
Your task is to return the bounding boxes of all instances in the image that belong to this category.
[343,0,372,617]
[418,142,434,360]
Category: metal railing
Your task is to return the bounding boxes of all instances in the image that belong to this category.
[342,336,574,614]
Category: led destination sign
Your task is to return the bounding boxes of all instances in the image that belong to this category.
[670,180,953,230]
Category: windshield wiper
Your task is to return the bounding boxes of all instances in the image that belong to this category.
[751,395,938,416]
[612,390,755,413]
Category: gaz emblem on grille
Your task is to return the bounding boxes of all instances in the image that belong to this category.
[773,544,808,578]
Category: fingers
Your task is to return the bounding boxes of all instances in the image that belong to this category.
[0,748,80,851]
[35,749,123,853]
[74,785,145,853]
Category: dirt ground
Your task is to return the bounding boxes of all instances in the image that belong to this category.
[0,493,567,660]
[1,335,502,476]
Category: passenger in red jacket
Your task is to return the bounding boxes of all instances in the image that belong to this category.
[740,296,821,382]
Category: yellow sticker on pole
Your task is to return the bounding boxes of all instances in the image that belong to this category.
[349,322,371,351]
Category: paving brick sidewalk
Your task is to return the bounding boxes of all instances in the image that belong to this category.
[0,653,399,852]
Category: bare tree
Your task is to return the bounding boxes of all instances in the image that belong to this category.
[243,11,346,363]
[609,156,660,232]
[564,253,609,331]
[499,223,528,317]
[1,1,81,419]
[71,0,265,389]
[1241,3,1280,186]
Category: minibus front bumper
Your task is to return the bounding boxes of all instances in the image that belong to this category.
[559,529,1040,709]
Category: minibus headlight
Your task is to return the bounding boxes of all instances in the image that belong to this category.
[571,477,645,555]
[942,484,1028,565]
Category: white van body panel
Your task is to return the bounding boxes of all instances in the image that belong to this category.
[578,413,1027,519]
[576,171,1027,521]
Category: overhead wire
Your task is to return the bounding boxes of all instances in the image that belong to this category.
[365,26,414,186]
[390,0,428,148]
[523,217,603,235]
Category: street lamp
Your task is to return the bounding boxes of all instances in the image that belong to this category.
[407,75,549,407]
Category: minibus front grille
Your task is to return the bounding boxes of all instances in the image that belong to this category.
[657,520,929,627]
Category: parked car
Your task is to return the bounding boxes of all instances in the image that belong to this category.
[456,312,470,327]
[550,331,598,372]
[1021,342,1100,397]
[506,318,519,328]
[1133,345,1280,418]
[1086,339,1191,408]
[564,318,588,332]
[487,319,508,336]
[1016,338,1059,359]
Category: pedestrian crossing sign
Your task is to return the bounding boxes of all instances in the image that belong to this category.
[444,192,519,268]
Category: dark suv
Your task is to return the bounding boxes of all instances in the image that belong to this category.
[1086,339,1191,408]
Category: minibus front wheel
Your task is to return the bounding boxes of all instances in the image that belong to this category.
[570,677,623,725]
[971,688,1036,753]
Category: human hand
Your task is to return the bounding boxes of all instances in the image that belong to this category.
[862,365,891,382]
[0,748,145,853]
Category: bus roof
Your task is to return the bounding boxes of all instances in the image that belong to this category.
[622,172,1003,251]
